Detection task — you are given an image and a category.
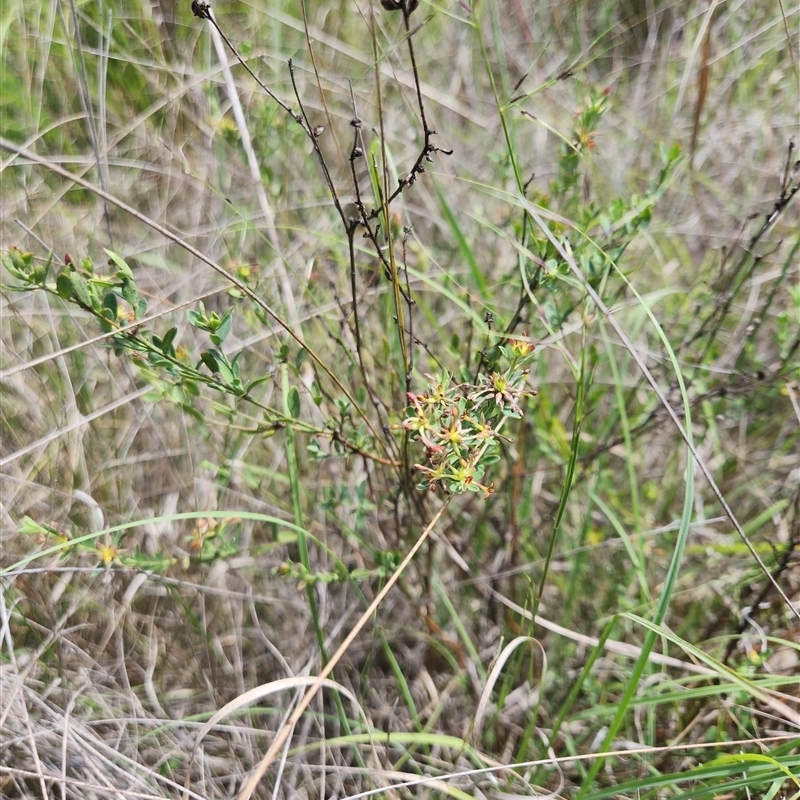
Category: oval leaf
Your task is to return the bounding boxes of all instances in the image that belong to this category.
[104,248,134,279]
[56,272,73,300]
[161,327,178,354]
[287,386,301,419]
[121,276,138,307]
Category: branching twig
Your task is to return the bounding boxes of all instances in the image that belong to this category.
[684,140,799,361]
[190,1,294,117]
[368,2,452,217]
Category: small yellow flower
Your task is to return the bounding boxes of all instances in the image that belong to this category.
[508,334,535,359]
[97,543,119,566]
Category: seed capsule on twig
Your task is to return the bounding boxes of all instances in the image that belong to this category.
[380,0,419,13]
[191,0,212,20]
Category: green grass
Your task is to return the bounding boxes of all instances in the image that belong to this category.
[2,1,799,798]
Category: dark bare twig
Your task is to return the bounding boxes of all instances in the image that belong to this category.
[401,226,415,395]
[606,140,800,459]
[191,1,426,291]
[189,0,441,487]
[346,88,368,367]
[299,0,347,171]
[368,4,452,219]
[472,311,496,379]
[346,224,363,353]
[345,90,411,380]
[396,323,444,375]
[684,140,799,362]
[191,1,295,120]
[287,60,348,227]
[342,85,408,301]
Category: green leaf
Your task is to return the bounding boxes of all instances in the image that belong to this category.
[435,182,489,299]
[104,248,134,279]
[31,255,53,286]
[245,372,272,394]
[18,515,49,536]
[210,401,234,418]
[215,308,233,343]
[120,276,138,307]
[56,272,73,300]
[10,248,34,276]
[287,386,301,419]
[307,440,327,460]
[148,353,171,368]
[707,754,799,786]
[69,272,95,309]
[102,291,118,321]
[1,254,23,281]
[161,327,177,354]
[200,351,219,374]
[216,357,236,385]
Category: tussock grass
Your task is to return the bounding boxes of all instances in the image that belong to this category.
[1,1,799,798]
